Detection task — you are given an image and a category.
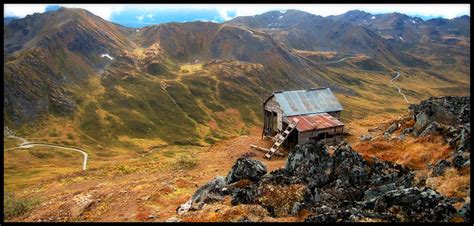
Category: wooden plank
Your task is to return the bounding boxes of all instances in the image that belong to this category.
[250,145,284,156]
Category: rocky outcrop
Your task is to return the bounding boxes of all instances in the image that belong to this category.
[180,141,460,222]
[405,96,470,174]
[177,176,226,214]
[226,157,267,184]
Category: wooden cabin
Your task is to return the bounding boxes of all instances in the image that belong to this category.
[262,88,344,149]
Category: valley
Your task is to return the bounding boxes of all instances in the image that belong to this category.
[3,7,470,222]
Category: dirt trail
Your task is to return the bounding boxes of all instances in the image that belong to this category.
[323,56,357,64]
[390,71,410,104]
[5,135,89,171]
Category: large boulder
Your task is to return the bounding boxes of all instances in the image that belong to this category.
[177,176,226,214]
[331,144,368,187]
[285,142,333,187]
[410,96,470,136]
[225,158,267,184]
[370,187,457,222]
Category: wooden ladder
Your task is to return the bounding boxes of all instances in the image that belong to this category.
[265,118,299,159]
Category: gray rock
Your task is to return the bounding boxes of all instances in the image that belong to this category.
[230,184,257,206]
[420,121,441,137]
[364,183,397,200]
[360,134,373,141]
[432,160,450,176]
[226,157,267,184]
[177,176,226,214]
[458,202,470,222]
[285,142,333,187]
[165,217,181,222]
[398,133,405,141]
[386,123,398,134]
[291,202,303,216]
[402,127,414,135]
[452,154,468,169]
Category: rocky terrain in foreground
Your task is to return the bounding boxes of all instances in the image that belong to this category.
[175,96,470,222]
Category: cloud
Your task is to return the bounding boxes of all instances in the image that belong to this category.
[208,4,470,20]
[136,15,144,21]
[4,4,49,18]
[4,4,125,20]
[4,4,470,21]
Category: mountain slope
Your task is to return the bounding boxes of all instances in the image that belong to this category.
[226,10,429,67]
[3,8,470,152]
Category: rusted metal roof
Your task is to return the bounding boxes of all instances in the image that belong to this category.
[288,113,344,132]
[270,88,343,116]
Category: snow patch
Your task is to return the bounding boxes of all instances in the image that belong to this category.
[371,16,376,19]
[279,10,287,14]
[412,20,416,24]
[399,36,404,41]
[278,16,283,20]
[136,29,139,32]
[101,54,114,60]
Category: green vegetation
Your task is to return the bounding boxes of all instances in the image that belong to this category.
[166,81,210,124]
[116,164,137,175]
[175,154,198,170]
[4,192,40,219]
[49,128,61,137]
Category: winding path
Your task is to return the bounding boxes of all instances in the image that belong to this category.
[5,135,89,170]
[390,72,410,104]
[321,55,410,104]
[323,56,357,64]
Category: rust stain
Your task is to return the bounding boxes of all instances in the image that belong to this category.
[288,113,344,132]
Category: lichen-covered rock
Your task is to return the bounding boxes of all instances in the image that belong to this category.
[331,144,368,187]
[285,142,333,187]
[182,136,463,222]
[226,158,267,184]
[360,134,373,141]
[420,121,441,136]
[231,185,257,206]
[431,160,450,176]
[458,202,470,222]
[177,176,226,214]
[386,123,398,134]
[369,187,457,222]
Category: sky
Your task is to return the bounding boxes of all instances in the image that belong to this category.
[4,4,471,28]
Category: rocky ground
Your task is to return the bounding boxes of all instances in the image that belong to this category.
[176,96,471,222]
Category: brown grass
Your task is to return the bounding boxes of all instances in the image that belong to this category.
[425,167,471,198]
[353,136,452,170]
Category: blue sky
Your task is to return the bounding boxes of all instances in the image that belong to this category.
[4,4,470,28]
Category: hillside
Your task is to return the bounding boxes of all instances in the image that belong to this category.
[4,96,470,222]
[4,8,469,150]
[3,7,470,222]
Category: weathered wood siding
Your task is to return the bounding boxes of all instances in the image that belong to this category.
[298,126,344,144]
[264,97,283,131]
